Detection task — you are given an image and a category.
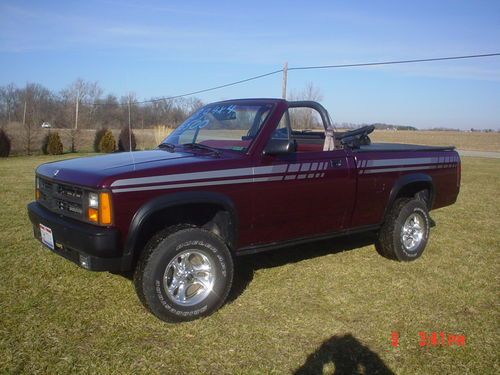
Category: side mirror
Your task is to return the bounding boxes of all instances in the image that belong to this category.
[263,139,296,155]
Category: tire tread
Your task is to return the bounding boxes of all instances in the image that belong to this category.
[376,198,429,261]
[133,224,233,322]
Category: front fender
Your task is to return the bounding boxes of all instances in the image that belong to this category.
[124,191,239,257]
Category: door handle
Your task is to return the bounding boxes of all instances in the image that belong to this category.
[330,159,343,168]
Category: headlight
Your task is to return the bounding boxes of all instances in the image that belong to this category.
[87,191,112,225]
[88,192,99,208]
[35,177,40,200]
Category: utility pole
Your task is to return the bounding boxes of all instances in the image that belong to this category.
[23,98,30,155]
[22,100,26,127]
[72,86,80,152]
[75,87,80,130]
[128,94,132,151]
[281,62,288,99]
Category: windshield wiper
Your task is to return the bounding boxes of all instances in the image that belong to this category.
[158,142,176,152]
[182,142,221,157]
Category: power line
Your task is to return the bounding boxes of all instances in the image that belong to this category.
[134,69,283,104]
[93,52,500,106]
[287,53,500,71]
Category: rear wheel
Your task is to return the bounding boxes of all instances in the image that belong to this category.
[376,198,430,261]
[134,226,233,322]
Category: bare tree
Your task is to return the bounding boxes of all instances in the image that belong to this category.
[19,83,53,154]
[140,97,203,128]
[120,92,139,129]
[0,78,207,153]
[95,94,121,128]
[144,99,175,127]
[61,79,102,150]
[61,79,102,128]
[0,83,19,125]
[178,97,204,116]
[87,82,103,127]
[288,83,324,129]
[61,79,84,128]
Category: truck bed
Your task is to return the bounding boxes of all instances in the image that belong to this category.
[355,142,455,153]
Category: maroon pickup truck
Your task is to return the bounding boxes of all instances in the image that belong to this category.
[28,99,460,322]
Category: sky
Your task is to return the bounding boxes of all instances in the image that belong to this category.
[0,0,499,129]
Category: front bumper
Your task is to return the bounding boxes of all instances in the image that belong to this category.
[27,202,128,272]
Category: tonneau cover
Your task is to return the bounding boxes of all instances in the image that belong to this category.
[355,143,455,153]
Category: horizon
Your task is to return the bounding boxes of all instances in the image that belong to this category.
[1,0,499,130]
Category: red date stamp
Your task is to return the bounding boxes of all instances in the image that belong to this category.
[390,331,466,348]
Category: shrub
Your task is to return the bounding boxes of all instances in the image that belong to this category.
[99,130,116,153]
[0,129,11,157]
[93,128,108,152]
[41,134,49,154]
[118,127,137,151]
[45,132,64,155]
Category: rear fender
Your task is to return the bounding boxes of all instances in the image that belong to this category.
[383,173,434,219]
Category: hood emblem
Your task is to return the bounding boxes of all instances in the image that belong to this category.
[53,169,60,177]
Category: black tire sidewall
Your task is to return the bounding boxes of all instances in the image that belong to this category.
[392,201,430,261]
[141,229,233,321]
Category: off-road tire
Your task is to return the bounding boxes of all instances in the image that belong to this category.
[134,225,234,322]
[376,198,430,261]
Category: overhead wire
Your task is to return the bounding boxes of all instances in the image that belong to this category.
[91,53,500,106]
[287,53,500,71]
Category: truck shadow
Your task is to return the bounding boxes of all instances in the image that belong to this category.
[115,233,377,303]
[228,233,376,303]
[294,333,395,375]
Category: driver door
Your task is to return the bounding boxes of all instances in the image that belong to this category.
[249,104,356,246]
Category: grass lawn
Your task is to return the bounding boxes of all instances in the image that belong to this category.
[0,154,498,374]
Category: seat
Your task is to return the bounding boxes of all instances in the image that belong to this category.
[323,127,335,151]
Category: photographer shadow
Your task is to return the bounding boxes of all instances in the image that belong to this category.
[294,333,394,375]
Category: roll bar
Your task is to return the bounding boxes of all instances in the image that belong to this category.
[287,101,332,130]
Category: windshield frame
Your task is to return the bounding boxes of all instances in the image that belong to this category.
[160,101,275,154]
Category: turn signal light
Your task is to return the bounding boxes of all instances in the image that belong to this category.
[35,189,40,200]
[87,208,99,223]
[99,192,112,225]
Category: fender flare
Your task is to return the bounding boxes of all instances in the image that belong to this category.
[124,191,239,257]
[383,173,435,219]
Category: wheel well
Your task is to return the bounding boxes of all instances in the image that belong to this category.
[131,203,234,264]
[395,182,433,209]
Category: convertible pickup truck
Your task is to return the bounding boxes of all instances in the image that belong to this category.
[28,99,460,322]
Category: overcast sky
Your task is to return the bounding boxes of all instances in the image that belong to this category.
[0,0,499,129]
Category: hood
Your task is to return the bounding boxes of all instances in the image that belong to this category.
[36,150,200,188]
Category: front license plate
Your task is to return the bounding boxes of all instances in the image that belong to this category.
[39,223,55,250]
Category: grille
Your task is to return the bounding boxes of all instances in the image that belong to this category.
[38,177,85,220]
[58,184,83,199]
[57,199,83,215]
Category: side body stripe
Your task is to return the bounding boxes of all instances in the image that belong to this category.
[110,155,459,193]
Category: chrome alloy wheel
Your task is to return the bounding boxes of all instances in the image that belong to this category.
[163,250,215,306]
[401,213,425,252]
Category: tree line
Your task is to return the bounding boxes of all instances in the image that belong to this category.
[0,79,204,130]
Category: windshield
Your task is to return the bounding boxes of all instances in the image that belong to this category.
[161,102,273,153]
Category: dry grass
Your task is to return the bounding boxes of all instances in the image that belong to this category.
[0,154,498,374]
[370,130,500,152]
[153,125,174,145]
[2,122,499,155]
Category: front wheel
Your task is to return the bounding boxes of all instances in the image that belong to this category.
[134,226,234,322]
[376,198,430,261]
